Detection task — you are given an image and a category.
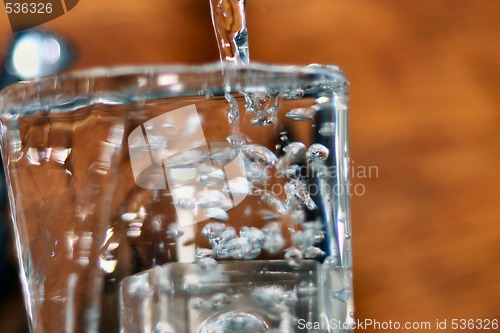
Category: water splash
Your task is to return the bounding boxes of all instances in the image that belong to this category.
[209,0,249,64]
[244,92,281,126]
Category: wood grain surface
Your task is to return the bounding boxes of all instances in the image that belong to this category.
[1,0,499,332]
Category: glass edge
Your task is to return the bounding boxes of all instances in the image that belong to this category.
[0,62,347,95]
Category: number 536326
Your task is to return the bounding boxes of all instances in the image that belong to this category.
[5,2,53,14]
[451,319,498,330]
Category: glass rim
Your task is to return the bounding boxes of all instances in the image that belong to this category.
[0,62,348,116]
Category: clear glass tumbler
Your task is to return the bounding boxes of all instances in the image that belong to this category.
[0,63,351,333]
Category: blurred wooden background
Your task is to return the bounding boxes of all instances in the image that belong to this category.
[1,0,499,332]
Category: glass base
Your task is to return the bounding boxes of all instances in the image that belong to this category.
[120,260,352,333]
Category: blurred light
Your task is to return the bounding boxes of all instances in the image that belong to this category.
[42,37,61,64]
[12,35,42,79]
[157,74,179,86]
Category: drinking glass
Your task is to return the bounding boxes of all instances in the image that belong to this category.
[0,63,351,333]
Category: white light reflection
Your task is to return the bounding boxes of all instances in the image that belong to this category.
[42,37,61,64]
[12,36,41,79]
[157,74,179,86]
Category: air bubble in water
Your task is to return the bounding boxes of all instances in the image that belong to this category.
[303,246,325,259]
[121,212,137,222]
[282,89,305,100]
[167,150,202,168]
[285,179,317,210]
[173,197,196,210]
[291,210,305,224]
[323,255,339,267]
[284,164,301,179]
[195,246,218,272]
[302,222,325,244]
[244,93,278,113]
[283,142,306,160]
[229,237,253,258]
[314,96,329,104]
[197,190,231,209]
[309,229,326,244]
[245,93,280,126]
[243,247,261,260]
[166,223,184,238]
[204,146,238,164]
[199,311,266,333]
[318,122,336,137]
[216,236,252,259]
[277,142,306,171]
[196,248,215,260]
[202,89,215,99]
[197,257,218,272]
[226,135,244,147]
[210,293,231,311]
[242,144,278,166]
[312,231,325,244]
[283,290,298,307]
[262,222,281,234]
[284,247,303,268]
[261,210,279,221]
[245,162,269,184]
[202,222,227,239]
[306,143,329,162]
[251,286,285,309]
[219,227,237,242]
[205,207,229,222]
[280,132,289,142]
[285,106,317,121]
[332,285,351,302]
[262,237,285,255]
[223,177,252,197]
[239,227,264,259]
[225,92,240,125]
[151,215,163,232]
[191,297,207,310]
[199,169,225,186]
[261,191,285,212]
[251,112,276,126]
[291,230,307,247]
[297,281,318,297]
[239,227,264,247]
[316,165,330,179]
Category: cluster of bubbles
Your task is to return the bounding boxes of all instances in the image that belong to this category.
[199,221,286,263]
[121,143,332,271]
[286,220,326,268]
[198,217,327,271]
[123,91,339,276]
